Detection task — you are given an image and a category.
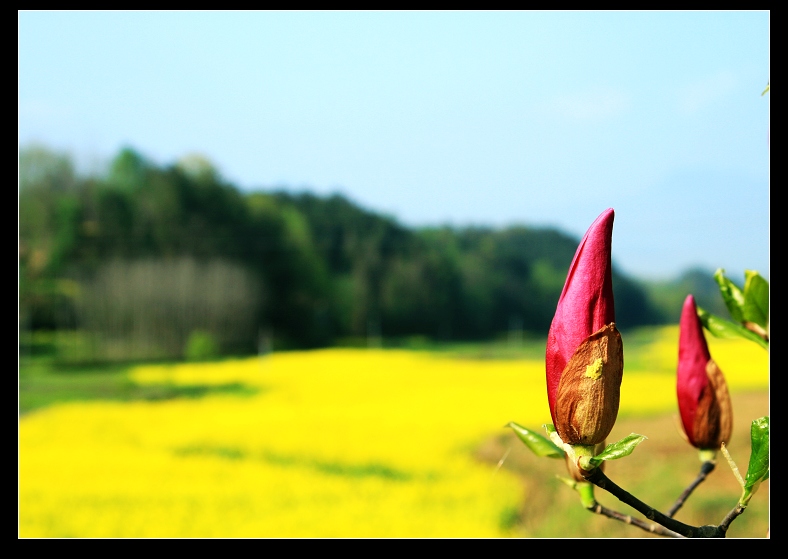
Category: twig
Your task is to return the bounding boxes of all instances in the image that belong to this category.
[717,504,747,536]
[588,502,683,537]
[584,468,723,537]
[667,460,716,518]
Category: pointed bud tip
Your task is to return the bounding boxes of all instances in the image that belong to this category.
[679,294,710,363]
[598,207,615,222]
[584,209,615,245]
[682,293,697,314]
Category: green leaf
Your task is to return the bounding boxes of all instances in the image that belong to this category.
[741,417,769,506]
[507,422,564,458]
[697,306,769,349]
[742,270,769,329]
[587,433,647,468]
[714,269,745,323]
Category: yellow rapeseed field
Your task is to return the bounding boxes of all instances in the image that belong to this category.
[18,327,767,538]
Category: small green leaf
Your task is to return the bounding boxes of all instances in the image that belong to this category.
[762,83,770,96]
[587,433,647,467]
[507,422,564,458]
[575,481,597,509]
[741,417,769,506]
[742,270,769,329]
[714,269,745,323]
[697,306,769,349]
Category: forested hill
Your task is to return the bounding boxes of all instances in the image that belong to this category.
[20,145,670,359]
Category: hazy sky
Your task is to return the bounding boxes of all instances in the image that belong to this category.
[18,11,769,281]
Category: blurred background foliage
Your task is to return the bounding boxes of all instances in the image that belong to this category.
[19,144,730,363]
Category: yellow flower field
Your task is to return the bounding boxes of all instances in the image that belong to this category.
[19,327,768,538]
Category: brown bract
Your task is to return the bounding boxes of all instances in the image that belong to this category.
[555,323,623,446]
[691,358,733,449]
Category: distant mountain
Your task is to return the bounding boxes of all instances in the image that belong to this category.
[22,143,719,363]
[638,267,731,324]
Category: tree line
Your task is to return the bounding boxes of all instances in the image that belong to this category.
[19,144,702,362]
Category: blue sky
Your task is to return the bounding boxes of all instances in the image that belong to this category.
[18,11,769,281]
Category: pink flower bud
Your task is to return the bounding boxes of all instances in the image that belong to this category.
[546,209,622,445]
[677,295,733,449]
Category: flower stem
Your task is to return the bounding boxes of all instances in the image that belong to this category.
[584,467,722,537]
[717,504,747,535]
[667,460,716,518]
[587,501,683,537]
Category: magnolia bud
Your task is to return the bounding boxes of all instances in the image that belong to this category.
[546,209,621,448]
[677,295,733,450]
